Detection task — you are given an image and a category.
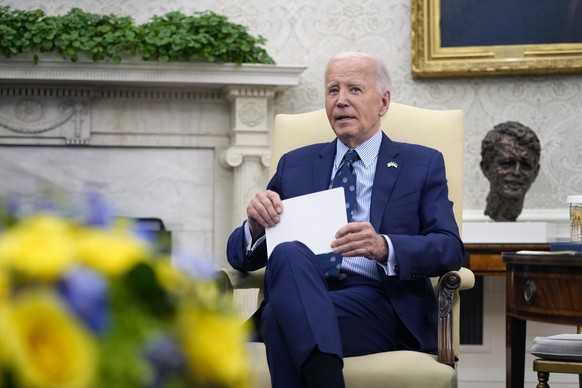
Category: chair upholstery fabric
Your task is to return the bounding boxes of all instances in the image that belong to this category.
[246,343,456,388]
[222,103,474,388]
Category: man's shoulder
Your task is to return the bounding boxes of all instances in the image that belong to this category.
[389,139,441,156]
[285,141,332,158]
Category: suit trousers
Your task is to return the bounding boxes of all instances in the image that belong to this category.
[260,241,410,388]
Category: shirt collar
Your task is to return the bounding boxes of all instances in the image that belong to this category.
[335,130,382,168]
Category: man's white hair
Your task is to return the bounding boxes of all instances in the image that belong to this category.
[325,51,392,96]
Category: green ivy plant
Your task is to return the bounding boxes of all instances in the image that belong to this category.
[0,6,275,65]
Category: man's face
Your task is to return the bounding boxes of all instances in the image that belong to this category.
[324,56,390,149]
[485,137,540,199]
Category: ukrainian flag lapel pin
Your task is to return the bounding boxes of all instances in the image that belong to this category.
[387,161,399,168]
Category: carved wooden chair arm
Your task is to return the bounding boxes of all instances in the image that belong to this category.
[437,267,475,367]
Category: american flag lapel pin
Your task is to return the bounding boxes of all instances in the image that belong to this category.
[387,161,398,168]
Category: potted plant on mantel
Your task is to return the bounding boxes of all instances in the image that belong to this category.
[0,7,307,94]
[0,6,276,65]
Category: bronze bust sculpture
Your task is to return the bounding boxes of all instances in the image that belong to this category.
[480,121,541,222]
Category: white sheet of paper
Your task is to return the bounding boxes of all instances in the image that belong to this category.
[266,187,347,257]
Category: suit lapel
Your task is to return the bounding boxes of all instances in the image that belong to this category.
[307,136,400,230]
[312,140,336,192]
[370,134,401,230]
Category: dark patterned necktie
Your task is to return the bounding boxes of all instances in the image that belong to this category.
[317,149,359,278]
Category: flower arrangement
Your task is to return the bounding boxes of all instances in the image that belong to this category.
[0,194,251,388]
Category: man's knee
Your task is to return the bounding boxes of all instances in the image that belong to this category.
[267,241,324,287]
[271,240,308,255]
[269,240,312,269]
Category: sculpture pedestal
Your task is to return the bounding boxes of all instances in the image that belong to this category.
[463,221,557,243]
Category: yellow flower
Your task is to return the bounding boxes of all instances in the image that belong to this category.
[0,272,8,365]
[0,272,9,364]
[4,289,97,388]
[153,258,193,295]
[0,269,8,302]
[180,308,251,388]
[76,226,149,276]
[0,214,76,281]
[0,303,9,368]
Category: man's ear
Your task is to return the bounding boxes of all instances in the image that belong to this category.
[379,91,390,117]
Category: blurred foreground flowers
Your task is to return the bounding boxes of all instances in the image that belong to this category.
[0,197,250,388]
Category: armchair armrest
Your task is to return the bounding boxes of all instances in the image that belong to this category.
[216,267,265,293]
[455,267,475,291]
[437,267,475,367]
[217,267,475,292]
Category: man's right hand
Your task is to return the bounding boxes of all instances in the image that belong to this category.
[246,190,283,242]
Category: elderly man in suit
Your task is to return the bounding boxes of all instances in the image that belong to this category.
[226,51,464,388]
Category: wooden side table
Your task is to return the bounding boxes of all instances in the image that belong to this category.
[503,252,582,388]
[464,243,550,276]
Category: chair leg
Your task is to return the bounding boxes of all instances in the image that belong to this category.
[578,373,581,388]
[536,371,549,388]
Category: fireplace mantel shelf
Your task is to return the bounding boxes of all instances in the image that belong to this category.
[0,57,306,91]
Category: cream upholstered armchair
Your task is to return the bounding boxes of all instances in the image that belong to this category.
[218,102,475,388]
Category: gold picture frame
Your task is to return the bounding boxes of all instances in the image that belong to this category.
[411,0,582,78]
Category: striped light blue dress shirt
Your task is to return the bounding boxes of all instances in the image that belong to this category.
[331,130,395,282]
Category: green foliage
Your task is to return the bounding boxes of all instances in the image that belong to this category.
[98,273,162,387]
[0,7,46,59]
[98,262,180,387]
[124,262,176,317]
[137,11,274,65]
[0,6,275,65]
[49,8,137,64]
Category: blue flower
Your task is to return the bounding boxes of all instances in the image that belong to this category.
[83,190,114,227]
[172,250,217,279]
[143,334,186,388]
[57,265,110,334]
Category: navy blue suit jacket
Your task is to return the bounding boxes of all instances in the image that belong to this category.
[227,131,464,353]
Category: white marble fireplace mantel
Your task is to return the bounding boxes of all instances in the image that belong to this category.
[0,58,306,277]
[0,58,306,90]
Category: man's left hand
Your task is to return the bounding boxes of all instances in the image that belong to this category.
[330,222,388,262]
